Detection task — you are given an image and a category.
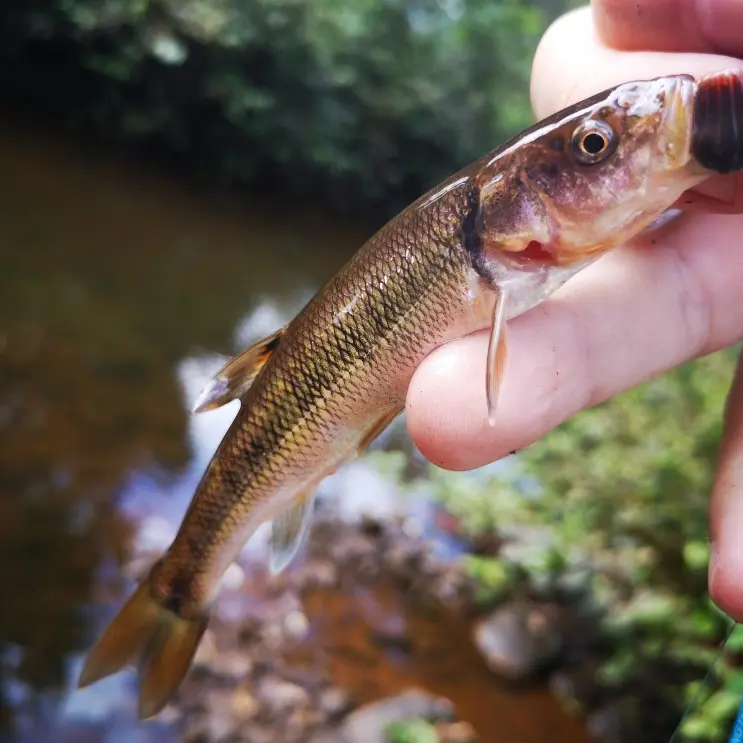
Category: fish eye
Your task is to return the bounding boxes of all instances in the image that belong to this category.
[570,120,617,164]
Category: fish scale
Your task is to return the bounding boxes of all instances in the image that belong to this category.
[154,177,479,594]
[77,70,743,722]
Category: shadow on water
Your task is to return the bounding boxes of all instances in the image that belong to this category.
[0,113,591,742]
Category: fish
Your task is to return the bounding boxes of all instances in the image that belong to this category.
[77,69,743,720]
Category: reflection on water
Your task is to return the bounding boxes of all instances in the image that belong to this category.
[0,113,588,742]
[0,113,369,740]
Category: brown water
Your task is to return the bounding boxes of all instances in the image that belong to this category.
[0,114,591,742]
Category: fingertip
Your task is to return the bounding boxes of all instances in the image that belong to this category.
[406,335,492,471]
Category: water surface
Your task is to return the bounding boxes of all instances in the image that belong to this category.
[0,114,591,742]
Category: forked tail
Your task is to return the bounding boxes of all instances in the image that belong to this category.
[77,574,209,720]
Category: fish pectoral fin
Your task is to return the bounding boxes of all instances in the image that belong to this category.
[357,407,403,454]
[269,491,316,575]
[193,325,287,413]
[486,288,509,427]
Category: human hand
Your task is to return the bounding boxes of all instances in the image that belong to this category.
[405,0,743,619]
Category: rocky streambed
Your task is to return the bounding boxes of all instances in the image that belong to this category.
[117,512,621,743]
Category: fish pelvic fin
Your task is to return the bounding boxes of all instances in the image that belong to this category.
[269,491,317,574]
[77,574,209,721]
[193,325,287,413]
[486,287,509,427]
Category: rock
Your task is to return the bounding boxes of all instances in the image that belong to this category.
[232,724,276,743]
[208,651,254,681]
[435,721,478,743]
[329,533,377,564]
[228,687,261,723]
[369,619,412,653]
[308,729,345,743]
[340,689,454,743]
[384,543,422,575]
[294,559,339,590]
[587,703,627,743]
[473,602,563,681]
[283,610,310,641]
[191,630,219,669]
[429,566,473,610]
[186,690,248,741]
[286,706,324,739]
[360,514,385,538]
[257,677,311,714]
[318,686,354,721]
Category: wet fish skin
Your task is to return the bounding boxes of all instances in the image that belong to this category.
[77,71,743,720]
[79,163,494,720]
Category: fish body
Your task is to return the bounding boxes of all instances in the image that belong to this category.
[78,70,743,719]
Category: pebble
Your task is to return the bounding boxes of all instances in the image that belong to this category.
[319,687,354,720]
[228,687,260,722]
[283,610,310,641]
[436,721,479,743]
[258,677,311,713]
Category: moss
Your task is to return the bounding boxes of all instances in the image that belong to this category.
[386,718,440,743]
[431,348,743,741]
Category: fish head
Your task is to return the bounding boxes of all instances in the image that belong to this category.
[472,74,706,270]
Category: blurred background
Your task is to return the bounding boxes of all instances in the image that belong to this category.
[1,1,741,742]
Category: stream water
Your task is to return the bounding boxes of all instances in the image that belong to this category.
[0,113,592,743]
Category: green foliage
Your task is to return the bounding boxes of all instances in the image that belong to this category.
[432,348,742,741]
[462,554,522,605]
[0,0,567,215]
[386,718,440,743]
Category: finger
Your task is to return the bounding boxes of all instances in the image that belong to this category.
[592,0,743,57]
[709,348,743,621]
[530,7,743,120]
[406,212,743,470]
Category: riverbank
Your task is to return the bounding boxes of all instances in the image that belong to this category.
[0,0,555,217]
[113,511,608,743]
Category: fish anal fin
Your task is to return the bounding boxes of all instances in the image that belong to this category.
[78,569,210,721]
[266,408,402,575]
[193,326,286,414]
[269,491,316,575]
[486,288,509,427]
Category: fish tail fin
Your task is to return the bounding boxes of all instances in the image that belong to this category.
[78,575,209,721]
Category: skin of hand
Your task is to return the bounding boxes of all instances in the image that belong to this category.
[405,0,743,620]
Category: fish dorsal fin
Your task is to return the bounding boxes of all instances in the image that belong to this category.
[486,288,509,427]
[269,492,316,574]
[192,326,287,414]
